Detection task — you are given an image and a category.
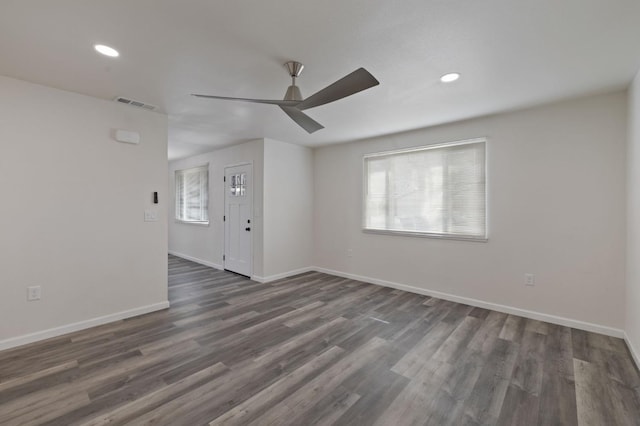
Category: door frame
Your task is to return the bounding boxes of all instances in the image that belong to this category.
[223,162,253,277]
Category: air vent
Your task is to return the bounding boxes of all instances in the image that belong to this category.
[114,96,157,111]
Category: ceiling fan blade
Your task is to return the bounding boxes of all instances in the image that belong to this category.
[192,94,299,107]
[279,106,324,134]
[296,68,379,111]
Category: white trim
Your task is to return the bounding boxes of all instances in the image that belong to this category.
[363,137,487,159]
[312,266,624,338]
[252,266,315,283]
[0,301,170,352]
[362,228,488,242]
[624,332,640,371]
[168,250,222,270]
[224,161,253,168]
[174,220,210,227]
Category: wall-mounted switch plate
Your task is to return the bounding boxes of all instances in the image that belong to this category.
[27,286,41,301]
[144,209,158,222]
[524,273,535,286]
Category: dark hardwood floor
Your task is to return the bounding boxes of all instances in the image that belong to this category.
[1,255,639,425]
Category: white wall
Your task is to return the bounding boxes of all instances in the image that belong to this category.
[168,140,264,277]
[627,71,640,363]
[0,75,168,348]
[314,91,627,332]
[262,139,314,280]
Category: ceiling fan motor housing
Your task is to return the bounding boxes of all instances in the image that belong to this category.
[284,85,303,102]
[283,61,305,101]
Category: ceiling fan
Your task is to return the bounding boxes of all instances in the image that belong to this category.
[192,61,380,134]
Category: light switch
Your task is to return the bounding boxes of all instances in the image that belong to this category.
[144,209,158,222]
[27,286,41,301]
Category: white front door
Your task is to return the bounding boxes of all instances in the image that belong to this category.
[224,164,252,277]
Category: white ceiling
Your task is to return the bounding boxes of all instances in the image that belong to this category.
[1,1,639,160]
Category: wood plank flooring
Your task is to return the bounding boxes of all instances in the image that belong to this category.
[1,255,639,425]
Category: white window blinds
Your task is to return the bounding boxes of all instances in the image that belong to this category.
[364,139,486,240]
[175,165,209,223]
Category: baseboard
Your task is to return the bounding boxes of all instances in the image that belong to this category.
[624,333,640,371]
[168,250,222,270]
[252,266,315,283]
[0,301,170,352]
[313,266,624,338]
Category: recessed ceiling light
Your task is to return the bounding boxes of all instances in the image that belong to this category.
[440,72,460,83]
[94,44,119,57]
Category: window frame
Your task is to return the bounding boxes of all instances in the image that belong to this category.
[361,138,488,242]
[174,164,210,226]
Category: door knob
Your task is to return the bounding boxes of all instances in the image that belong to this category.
[245,227,251,231]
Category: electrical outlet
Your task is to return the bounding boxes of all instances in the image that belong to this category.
[27,286,41,301]
[347,249,353,258]
[524,273,535,286]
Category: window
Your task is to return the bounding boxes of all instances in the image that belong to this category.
[175,165,209,224]
[364,139,486,240]
[229,173,246,197]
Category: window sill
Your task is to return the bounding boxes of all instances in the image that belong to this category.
[362,228,488,242]
[175,220,210,227]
